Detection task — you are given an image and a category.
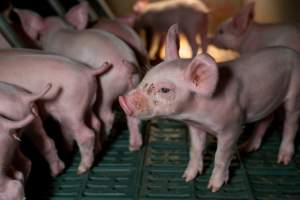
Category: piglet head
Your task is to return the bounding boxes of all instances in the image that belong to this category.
[119,24,219,120]
[212,1,255,50]
[15,9,70,46]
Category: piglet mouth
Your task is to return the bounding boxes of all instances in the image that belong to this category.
[119,96,133,116]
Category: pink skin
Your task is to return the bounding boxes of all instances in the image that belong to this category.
[0,112,35,200]
[93,18,149,67]
[212,2,300,154]
[120,24,300,192]
[0,81,65,177]
[0,49,111,175]
[16,5,144,151]
[130,0,209,57]
[212,2,300,53]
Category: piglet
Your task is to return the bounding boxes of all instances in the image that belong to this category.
[131,0,209,58]
[212,1,300,152]
[212,1,300,53]
[0,81,65,177]
[119,24,300,192]
[16,6,144,151]
[0,109,35,200]
[64,2,149,66]
[0,49,111,175]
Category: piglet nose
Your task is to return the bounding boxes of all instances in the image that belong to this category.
[119,96,133,116]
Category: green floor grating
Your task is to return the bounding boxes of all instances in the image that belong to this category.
[25,118,300,200]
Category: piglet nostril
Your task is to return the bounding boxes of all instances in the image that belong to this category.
[118,96,133,116]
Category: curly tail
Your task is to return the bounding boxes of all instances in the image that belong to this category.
[89,62,112,76]
[22,83,52,103]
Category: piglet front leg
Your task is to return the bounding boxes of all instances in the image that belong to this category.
[126,116,142,151]
[183,125,207,181]
[208,126,241,192]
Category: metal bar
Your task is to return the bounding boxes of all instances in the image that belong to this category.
[47,0,66,17]
[94,0,115,19]
[0,14,27,48]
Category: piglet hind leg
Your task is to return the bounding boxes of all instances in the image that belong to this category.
[26,117,65,177]
[208,127,242,192]
[182,125,207,182]
[88,112,102,154]
[277,101,300,165]
[60,117,96,175]
[127,116,142,151]
[239,114,274,152]
[12,148,31,183]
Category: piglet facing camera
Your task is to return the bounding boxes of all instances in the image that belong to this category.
[120,24,300,192]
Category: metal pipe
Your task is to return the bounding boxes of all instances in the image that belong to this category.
[91,0,115,19]
[0,14,27,48]
[47,0,66,17]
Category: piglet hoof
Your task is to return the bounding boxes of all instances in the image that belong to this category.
[277,147,294,165]
[76,162,92,175]
[129,137,143,152]
[129,143,142,152]
[207,171,229,192]
[182,161,203,182]
[239,139,261,153]
[50,160,65,177]
[207,177,223,192]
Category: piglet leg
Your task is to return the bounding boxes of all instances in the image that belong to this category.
[26,117,65,177]
[127,116,142,151]
[208,127,241,192]
[61,118,95,175]
[89,112,102,154]
[277,104,300,165]
[240,114,274,152]
[182,125,207,182]
[12,148,31,183]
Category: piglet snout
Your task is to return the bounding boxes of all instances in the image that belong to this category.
[119,96,133,116]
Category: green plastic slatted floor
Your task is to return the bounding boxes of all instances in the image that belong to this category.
[25,118,300,200]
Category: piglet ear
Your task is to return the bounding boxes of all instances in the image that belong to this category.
[14,8,45,40]
[65,2,89,30]
[165,24,180,61]
[232,1,255,34]
[184,53,218,97]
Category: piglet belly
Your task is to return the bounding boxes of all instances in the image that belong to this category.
[245,86,288,123]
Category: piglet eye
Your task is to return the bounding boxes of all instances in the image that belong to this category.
[160,87,170,93]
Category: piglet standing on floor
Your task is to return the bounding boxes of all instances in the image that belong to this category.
[0,82,65,177]
[119,24,300,192]
[0,109,35,200]
[211,1,300,153]
[0,49,111,175]
[16,5,144,151]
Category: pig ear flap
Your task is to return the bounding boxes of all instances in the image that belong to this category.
[184,54,218,97]
[14,8,45,40]
[232,1,255,34]
[165,24,180,61]
[65,2,89,30]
